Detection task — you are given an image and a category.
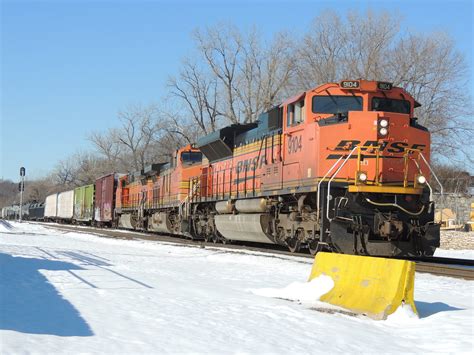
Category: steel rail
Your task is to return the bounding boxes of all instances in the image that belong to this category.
[415,262,474,280]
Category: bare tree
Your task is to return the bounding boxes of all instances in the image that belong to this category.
[194,24,242,124]
[295,10,399,88]
[237,29,295,123]
[115,104,166,171]
[89,129,122,166]
[295,12,348,88]
[90,104,166,172]
[53,157,76,186]
[388,33,472,161]
[0,180,19,207]
[191,24,295,125]
[432,163,472,194]
[294,10,472,162]
[51,152,110,188]
[168,59,221,134]
[161,111,203,146]
[25,178,57,202]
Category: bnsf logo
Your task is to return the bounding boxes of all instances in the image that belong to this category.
[333,140,426,154]
[235,156,266,173]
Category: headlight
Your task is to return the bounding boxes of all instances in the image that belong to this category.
[417,175,426,184]
[379,127,388,136]
[357,171,368,183]
[379,119,389,128]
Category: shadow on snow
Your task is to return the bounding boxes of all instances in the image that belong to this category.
[0,252,93,336]
[415,300,464,318]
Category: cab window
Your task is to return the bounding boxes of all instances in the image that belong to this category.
[286,100,305,126]
[181,152,203,164]
[312,95,363,114]
[372,97,410,114]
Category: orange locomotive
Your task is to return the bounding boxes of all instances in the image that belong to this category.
[115,144,202,233]
[116,80,440,257]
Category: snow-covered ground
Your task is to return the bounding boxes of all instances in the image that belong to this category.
[1,221,473,354]
[434,248,474,259]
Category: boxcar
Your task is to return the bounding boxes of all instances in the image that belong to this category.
[57,190,74,220]
[95,173,121,226]
[44,193,58,220]
[74,184,94,223]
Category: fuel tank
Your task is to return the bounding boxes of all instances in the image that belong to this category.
[214,213,275,244]
[215,200,234,214]
[118,214,136,229]
[148,212,172,233]
[235,198,268,213]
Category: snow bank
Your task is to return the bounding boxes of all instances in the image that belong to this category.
[385,303,419,323]
[251,274,334,305]
[1,222,473,354]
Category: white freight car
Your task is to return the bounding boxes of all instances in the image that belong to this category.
[44,193,59,219]
[57,190,74,220]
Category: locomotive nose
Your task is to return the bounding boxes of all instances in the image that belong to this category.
[371,111,429,184]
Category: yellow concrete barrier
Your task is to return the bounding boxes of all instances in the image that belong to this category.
[309,252,417,320]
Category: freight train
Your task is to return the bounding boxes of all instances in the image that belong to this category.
[1,80,441,257]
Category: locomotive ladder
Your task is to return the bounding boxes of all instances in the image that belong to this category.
[180,178,201,219]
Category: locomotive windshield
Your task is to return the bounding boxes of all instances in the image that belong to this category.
[181,151,202,164]
[372,97,410,114]
[312,95,363,114]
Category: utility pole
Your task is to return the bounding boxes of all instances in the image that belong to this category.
[19,167,25,222]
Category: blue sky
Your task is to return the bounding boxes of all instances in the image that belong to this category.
[1,0,473,181]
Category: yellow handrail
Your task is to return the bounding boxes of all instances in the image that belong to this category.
[402,147,422,188]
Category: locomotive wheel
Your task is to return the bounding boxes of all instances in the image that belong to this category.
[286,237,301,253]
[309,241,330,255]
[308,240,319,256]
[212,231,224,244]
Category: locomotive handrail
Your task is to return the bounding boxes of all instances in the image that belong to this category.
[419,152,444,197]
[317,146,359,224]
[416,152,445,223]
[405,149,444,202]
[316,155,345,223]
[402,147,427,188]
[326,146,359,222]
[412,159,434,202]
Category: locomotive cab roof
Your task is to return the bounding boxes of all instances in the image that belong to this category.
[312,79,421,108]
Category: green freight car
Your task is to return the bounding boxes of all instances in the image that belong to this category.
[73,184,95,223]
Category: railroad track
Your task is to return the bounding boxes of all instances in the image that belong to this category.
[415,262,474,280]
[33,222,474,280]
